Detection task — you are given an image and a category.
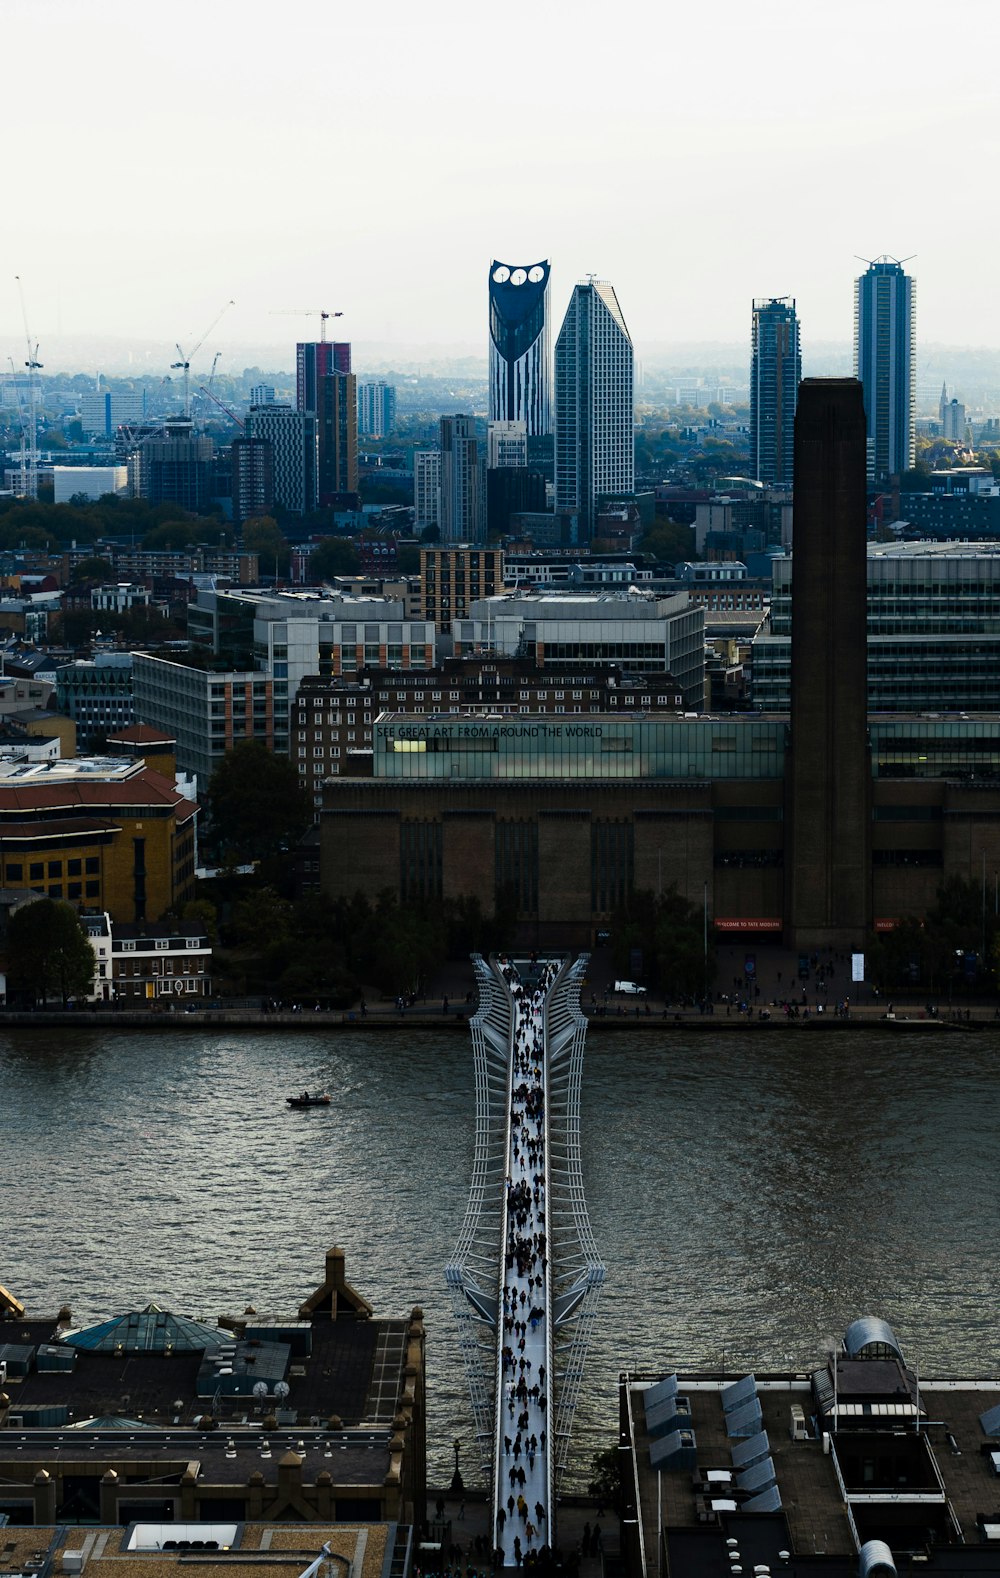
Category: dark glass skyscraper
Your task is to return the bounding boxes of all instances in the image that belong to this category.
[854,257,915,481]
[750,297,800,487]
[489,260,551,435]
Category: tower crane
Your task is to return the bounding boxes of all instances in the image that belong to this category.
[14,276,42,500]
[7,357,29,498]
[171,299,234,419]
[199,385,245,432]
[269,308,343,342]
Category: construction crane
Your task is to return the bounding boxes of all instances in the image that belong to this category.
[207,350,221,393]
[14,276,42,500]
[199,384,245,432]
[269,308,343,342]
[171,299,234,419]
[7,357,29,498]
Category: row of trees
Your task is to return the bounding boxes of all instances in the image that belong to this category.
[611,886,714,1001]
[186,884,515,1003]
[865,875,1000,995]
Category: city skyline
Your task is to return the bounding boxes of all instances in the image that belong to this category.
[4,0,999,357]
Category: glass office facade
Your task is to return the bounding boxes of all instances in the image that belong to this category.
[375,715,787,781]
[754,548,1000,713]
[870,717,1000,780]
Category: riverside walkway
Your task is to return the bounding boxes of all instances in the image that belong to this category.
[446,955,604,1567]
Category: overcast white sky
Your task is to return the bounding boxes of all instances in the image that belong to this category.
[6,0,999,365]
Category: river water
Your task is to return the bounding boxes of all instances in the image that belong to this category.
[2,1026,999,1487]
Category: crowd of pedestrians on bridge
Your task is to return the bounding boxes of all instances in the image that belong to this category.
[493,957,559,1568]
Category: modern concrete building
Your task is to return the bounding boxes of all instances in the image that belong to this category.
[132,651,274,789]
[854,256,916,480]
[296,339,351,408]
[184,587,436,753]
[750,297,800,487]
[55,655,134,751]
[231,433,274,523]
[419,544,502,632]
[244,405,317,515]
[413,450,441,534]
[316,369,358,505]
[52,466,127,503]
[941,395,967,441]
[135,420,214,511]
[357,380,397,437]
[752,541,1000,713]
[79,389,146,438]
[451,590,706,707]
[488,259,552,435]
[62,545,260,585]
[438,415,481,543]
[487,419,528,469]
[554,278,634,539]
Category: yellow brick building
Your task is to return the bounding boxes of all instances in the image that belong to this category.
[0,758,198,923]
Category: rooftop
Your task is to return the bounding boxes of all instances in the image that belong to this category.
[623,1322,1000,1578]
[0,1521,396,1578]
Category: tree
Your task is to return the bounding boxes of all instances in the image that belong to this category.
[310,537,361,580]
[207,742,312,863]
[395,544,420,574]
[588,1446,623,1514]
[612,885,715,1001]
[69,556,113,584]
[243,516,290,576]
[180,899,219,947]
[640,517,695,567]
[142,520,200,550]
[7,899,96,1005]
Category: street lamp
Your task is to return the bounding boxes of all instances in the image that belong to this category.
[450,1437,463,1493]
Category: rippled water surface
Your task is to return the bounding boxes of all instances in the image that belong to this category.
[3,1027,1000,1485]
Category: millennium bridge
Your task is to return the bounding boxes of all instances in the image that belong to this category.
[446,954,605,1566]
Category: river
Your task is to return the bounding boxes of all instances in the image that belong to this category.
[2,1026,999,1486]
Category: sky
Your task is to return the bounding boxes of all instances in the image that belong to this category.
[5,0,1000,369]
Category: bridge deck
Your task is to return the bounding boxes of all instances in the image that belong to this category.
[493,961,555,1563]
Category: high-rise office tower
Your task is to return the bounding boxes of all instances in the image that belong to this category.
[245,405,317,515]
[414,450,441,534]
[296,341,357,506]
[854,257,916,481]
[316,371,358,505]
[232,435,274,523]
[785,379,871,950]
[554,278,634,538]
[358,381,397,438]
[439,415,482,543]
[489,261,552,435]
[750,298,800,486]
[137,419,214,511]
[296,341,351,411]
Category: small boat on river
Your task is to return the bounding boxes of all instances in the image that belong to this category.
[286,1091,332,1108]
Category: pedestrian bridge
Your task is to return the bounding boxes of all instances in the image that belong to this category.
[446,954,605,1566]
